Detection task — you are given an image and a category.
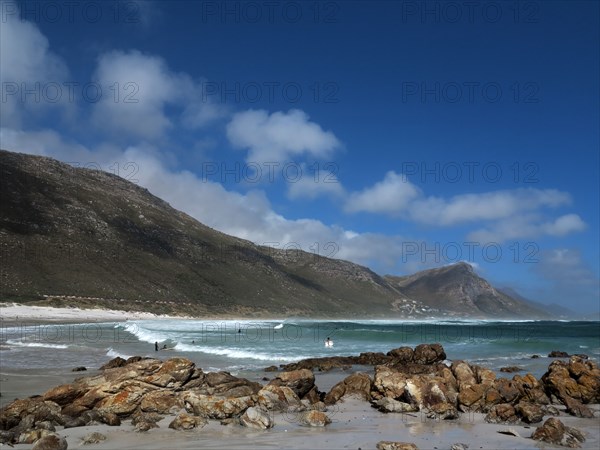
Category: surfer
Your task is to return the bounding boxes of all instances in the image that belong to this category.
[154,341,158,352]
[162,344,167,350]
[325,337,333,348]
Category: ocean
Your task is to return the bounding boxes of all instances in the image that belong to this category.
[1,319,599,379]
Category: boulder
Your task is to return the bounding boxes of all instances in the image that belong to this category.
[548,351,569,358]
[413,343,446,365]
[240,407,274,429]
[203,371,261,397]
[269,369,315,398]
[257,384,301,411]
[134,421,158,432]
[564,396,594,418]
[373,366,407,399]
[373,397,418,413]
[484,403,518,424]
[182,393,254,419]
[298,410,331,427]
[387,347,414,362]
[18,429,53,444]
[95,384,149,416]
[143,358,195,388]
[426,402,459,420]
[515,402,544,423]
[451,361,477,389]
[140,390,181,414]
[531,417,586,448]
[31,433,68,450]
[42,384,84,406]
[81,432,106,445]
[376,442,419,450]
[168,412,207,430]
[457,384,486,411]
[493,378,520,403]
[324,372,371,405]
[500,366,523,373]
[99,357,127,370]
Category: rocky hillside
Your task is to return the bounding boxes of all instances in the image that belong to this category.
[0,149,549,318]
[385,263,551,318]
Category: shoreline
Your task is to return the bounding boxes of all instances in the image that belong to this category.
[1,359,599,449]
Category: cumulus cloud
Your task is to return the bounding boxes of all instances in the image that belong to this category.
[91,50,227,141]
[0,1,69,126]
[286,165,345,200]
[467,213,587,243]
[226,109,341,164]
[345,171,421,214]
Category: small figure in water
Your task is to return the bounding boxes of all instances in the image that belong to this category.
[162,344,167,350]
[155,341,159,352]
[325,337,333,348]
[238,328,242,334]
[192,340,195,344]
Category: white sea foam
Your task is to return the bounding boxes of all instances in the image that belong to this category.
[174,342,301,362]
[106,347,133,359]
[6,340,69,349]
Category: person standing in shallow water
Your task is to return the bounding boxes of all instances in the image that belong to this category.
[155,341,158,351]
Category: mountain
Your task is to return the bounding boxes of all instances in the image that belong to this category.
[0,149,550,319]
[385,263,553,319]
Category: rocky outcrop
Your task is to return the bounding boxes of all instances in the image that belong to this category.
[531,417,586,448]
[324,372,371,405]
[376,442,419,450]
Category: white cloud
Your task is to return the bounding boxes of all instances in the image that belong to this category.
[91,50,227,141]
[467,213,586,243]
[0,1,69,126]
[226,109,341,164]
[345,171,421,214]
[287,165,345,200]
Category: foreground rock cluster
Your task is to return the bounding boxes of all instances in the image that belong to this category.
[1,344,598,449]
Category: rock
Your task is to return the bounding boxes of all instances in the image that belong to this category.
[373,366,407,399]
[42,384,84,406]
[324,372,371,404]
[531,354,541,359]
[72,367,87,372]
[298,410,331,427]
[257,384,301,411]
[81,432,106,445]
[203,371,262,397]
[182,392,254,419]
[36,421,56,432]
[95,384,149,416]
[96,410,120,426]
[542,405,560,416]
[515,402,544,423]
[451,361,477,389]
[134,421,159,432]
[269,369,315,398]
[497,428,520,437]
[143,357,195,388]
[564,396,594,418]
[512,373,549,405]
[140,390,181,414]
[264,366,278,372]
[493,378,520,403]
[531,417,586,448]
[413,343,446,365]
[500,366,523,373]
[31,433,68,450]
[451,444,469,450]
[18,429,53,444]
[168,412,207,430]
[99,356,127,370]
[548,351,570,358]
[474,366,496,385]
[240,406,274,429]
[426,402,459,420]
[63,417,86,428]
[374,397,418,413]
[457,384,486,411]
[387,347,414,362]
[131,411,163,426]
[484,404,518,424]
[376,442,419,450]
[1,398,63,429]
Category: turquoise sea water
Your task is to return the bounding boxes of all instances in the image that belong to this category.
[2,320,599,379]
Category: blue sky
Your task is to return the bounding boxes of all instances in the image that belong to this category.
[1,0,598,313]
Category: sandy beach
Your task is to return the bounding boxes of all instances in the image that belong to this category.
[1,306,599,449]
[3,366,597,450]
